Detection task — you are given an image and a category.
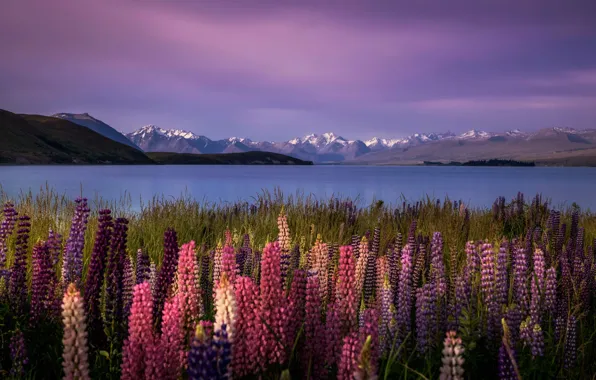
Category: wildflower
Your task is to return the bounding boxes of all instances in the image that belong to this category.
[9,329,28,379]
[338,245,358,335]
[104,217,128,330]
[397,243,413,337]
[31,240,58,323]
[233,276,260,376]
[0,202,18,276]
[326,302,342,366]
[136,248,151,285]
[363,227,380,305]
[62,283,90,380]
[338,332,361,380]
[154,228,179,327]
[359,309,379,375]
[159,294,185,379]
[564,315,577,369]
[355,236,369,300]
[416,282,436,355]
[9,215,31,317]
[439,331,465,380]
[544,267,557,314]
[512,245,528,313]
[177,241,202,335]
[188,324,217,380]
[431,232,447,297]
[304,271,324,377]
[215,272,236,340]
[62,197,90,287]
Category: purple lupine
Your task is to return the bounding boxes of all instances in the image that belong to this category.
[47,229,63,269]
[564,315,577,370]
[30,240,57,323]
[504,305,522,347]
[104,217,128,331]
[379,277,395,355]
[154,228,179,327]
[397,243,413,338]
[136,248,150,285]
[214,324,232,379]
[0,202,18,278]
[359,308,380,375]
[544,267,556,315]
[530,324,544,357]
[416,282,436,355]
[237,234,251,275]
[453,274,470,332]
[304,272,324,377]
[363,227,380,305]
[84,208,112,348]
[389,235,401,308]
[480,242,497,339]
[325,302,342,366]
[188,324,217,380]
[498,343,517,380]
[200,252,212,312]
[62,197,90,287]
[122,255,135,320]
[430,232,447,298]
[496,241,508,309]
[9,215,31,317]
[530,249,546,327]
[9,329,28,378]
[513,245,529,313]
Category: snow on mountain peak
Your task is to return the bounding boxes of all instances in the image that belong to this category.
[133,125,200,140]
[458,129,492,139]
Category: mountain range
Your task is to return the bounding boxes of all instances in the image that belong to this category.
[126,124,596,164]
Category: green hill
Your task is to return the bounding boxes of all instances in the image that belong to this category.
[0,109,154,164]
[147,151,313,165]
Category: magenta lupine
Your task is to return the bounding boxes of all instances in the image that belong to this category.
[286,269,306,347]
[30,241,57,323]
[84,209,112,347]
[0,202,18,278]
[159,294,185,379]
[338,245,358,336]
[431,232,447,297]
[564,315,577,370]
[325,302,342,366]
[9,215,31,317]
[154,228,179,327]
[62,197,90,287]
[544,267,557,314]
[397,243,413,338]
[416,282,436,355]
[9,329,28,378]
[359,308,379,375]
[338,332,361,380]
[233,276,260,377]
[221,243,237,287]
[513,245,529,313]
[62,283,90,380]
[439,331,465,380]
[304,272,324,377]
[136,248,150,285]
[177,241,202,335]
[259,241,284,367]
[121,282,155,380]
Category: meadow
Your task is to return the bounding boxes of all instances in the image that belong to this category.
[0,186,595,379]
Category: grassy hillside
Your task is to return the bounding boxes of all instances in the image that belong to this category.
[0,110,154,164]
[147,151,313,165]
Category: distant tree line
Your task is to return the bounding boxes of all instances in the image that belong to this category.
[423,159,535,167]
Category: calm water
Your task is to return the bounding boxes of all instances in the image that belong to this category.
[0,165,595,211]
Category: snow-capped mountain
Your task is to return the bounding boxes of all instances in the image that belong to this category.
[126,125,595,163]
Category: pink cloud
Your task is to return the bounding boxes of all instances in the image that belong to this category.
[407,96,596,111]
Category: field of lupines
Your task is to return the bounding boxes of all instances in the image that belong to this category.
[1,187,596,379]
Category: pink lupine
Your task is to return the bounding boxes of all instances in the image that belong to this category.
[121,282,155,380]
[355,236,369,299]
[439,331,465,380]
[259,241,284,368]
[326,302,342,366]
[222,243,237,286]
[233,276,260,377]
[310,236,329,302]
[376,256,388,307]
[215,272,237,340]
[304,272,324,377]
[338,332,361,380]
[177,241,202,336]
[359,308,380,375]
[159,294,185,379]
[62,283,90,380]
[338,245,358,336]
[213,240,224,290]
[397,244,414,337]
[285,269,306,348]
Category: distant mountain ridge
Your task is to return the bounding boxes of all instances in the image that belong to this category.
[52,113,142,151]
[126,125,596,164]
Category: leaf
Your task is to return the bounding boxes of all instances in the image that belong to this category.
[99,350,110,360]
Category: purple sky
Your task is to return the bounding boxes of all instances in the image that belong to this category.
[2,0,596,141]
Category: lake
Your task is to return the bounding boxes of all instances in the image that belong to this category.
[0,165,595,211]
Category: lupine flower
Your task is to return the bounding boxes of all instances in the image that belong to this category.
[47,228,63,269]
[325,301,342,366]
[304,272,324,377]
[530,324,544,357]
[564,315,577,370]
[9,329,28,378]
[104,217,128,331]
[379,276,395,355]
[123,255,135,320]
[277,207,292,285]
[9,215,30,317]
[359,308,379,375]
[214,324,232,379]
[310,236,329,302]
[154,228,179,328]
[338,245,358,336]
[177,241,202,336]
[544,267,556,314]
[215,272,236,340]
[31,240,57,323]
[233,276,260,376]
[62,283,90,380]
[0,202,18,277]
[285,269,306,348]
[159,294,185,379]
[136,248,150,285]
[188,324,217,380]
[416,282,436,355]
[213,240,224,288]
[504,304,522,346]
[480,242,498,339]
[338,332,361,380]
[355,236,369,300]
[397,244,413,338]
[530,249,546,327]
[121,282,155,380]
[238,234,251,275]
[439,331,465,380]
[62,197,90,287]
[389,236,401,307]
[412,243,426,291]
[496,241,509,308]
[513,245,529,313]
[259,241,284,367]
[363,227,380,305]
[375,256,388,308]
[431,232,447,297]
[149,261,157,295]
[221,243,237,287]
